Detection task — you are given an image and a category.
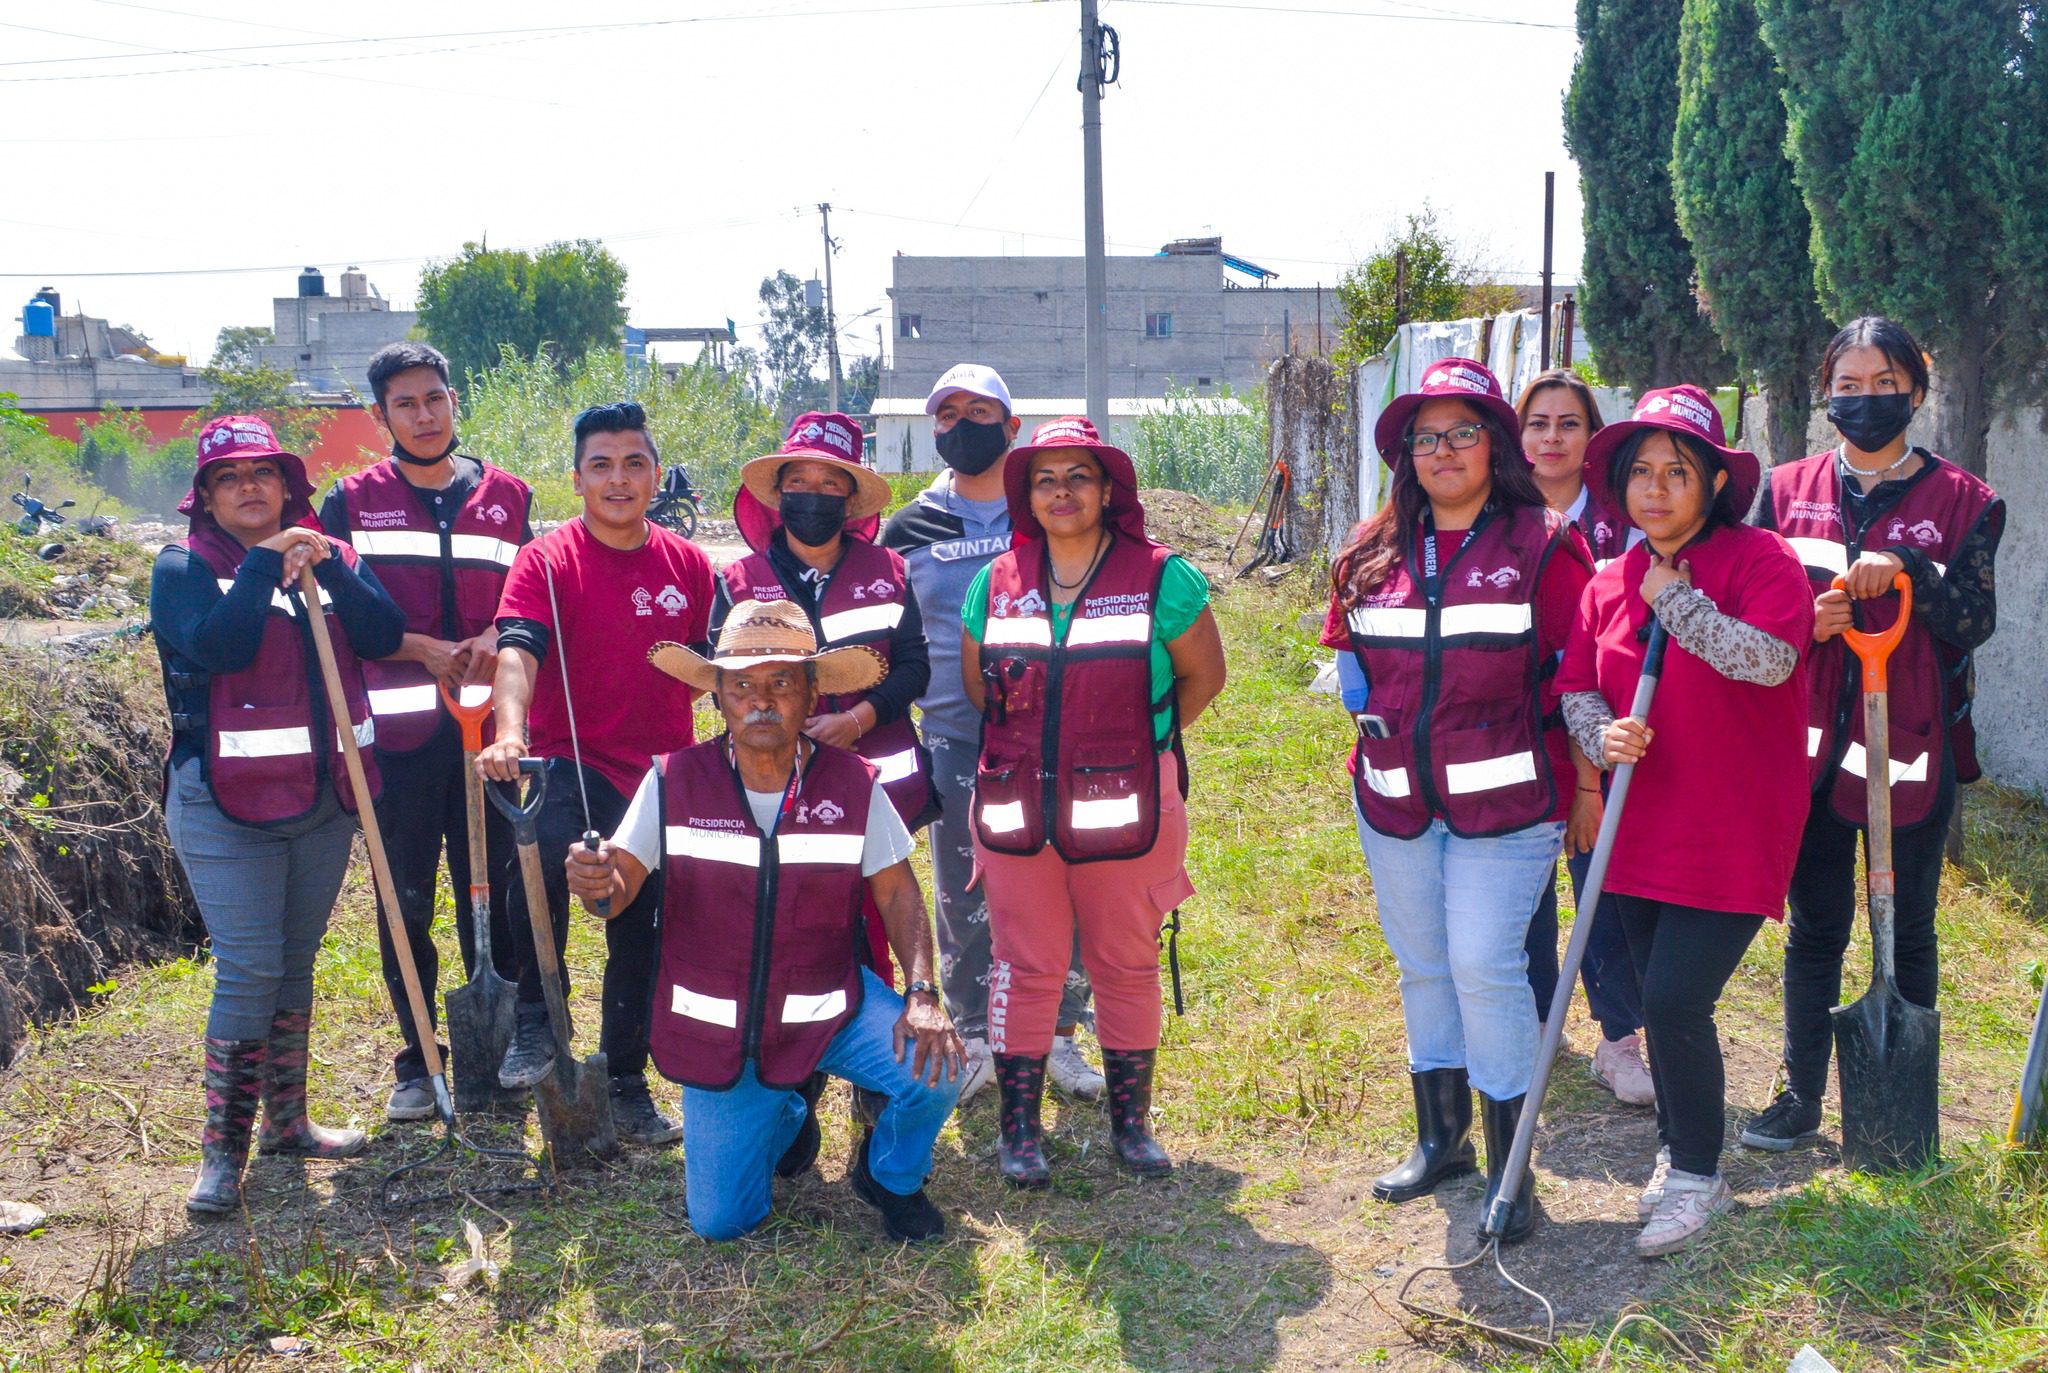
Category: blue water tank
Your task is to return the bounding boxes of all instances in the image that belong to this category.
[22,299,55,338]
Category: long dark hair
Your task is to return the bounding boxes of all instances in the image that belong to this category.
[1819,316,1930,400]
[1333,406,1547,605]
[1604,430,1743,535]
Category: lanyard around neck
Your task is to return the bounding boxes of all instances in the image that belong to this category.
[727,736,808,839]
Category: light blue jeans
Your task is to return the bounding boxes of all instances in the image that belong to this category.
[680,969,962,1240]
[1357,812,1566,1100]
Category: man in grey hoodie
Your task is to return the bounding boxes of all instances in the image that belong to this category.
[883,364,1099,1106]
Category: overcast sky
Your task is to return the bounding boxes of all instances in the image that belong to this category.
[1,0,1585,372]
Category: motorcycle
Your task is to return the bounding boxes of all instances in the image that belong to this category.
[12,474,74,538]
[648,463,701,539]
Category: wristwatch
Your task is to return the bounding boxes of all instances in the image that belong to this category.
[905,979,939,1000]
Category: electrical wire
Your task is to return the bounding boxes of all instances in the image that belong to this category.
[1109,0,1572,28]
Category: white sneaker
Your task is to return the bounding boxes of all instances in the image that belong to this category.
[1637,1146,1671,1221]
[1635,1169,1732,1257]
[954,1036,995,1108]
[1048,1034,1106,1101]
[1593,1033,1657,1107]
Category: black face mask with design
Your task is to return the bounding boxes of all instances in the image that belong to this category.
[1827,393,1915,454]
[934,418,1009,475]
[779,490,848,547]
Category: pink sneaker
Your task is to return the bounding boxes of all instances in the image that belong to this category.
[1635,1169,1732,1257]
[1593,1033,1656,1107]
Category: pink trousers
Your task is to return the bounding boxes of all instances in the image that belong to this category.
[978,752,1194,1055]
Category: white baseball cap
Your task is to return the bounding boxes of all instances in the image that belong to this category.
[923,363,1013,416]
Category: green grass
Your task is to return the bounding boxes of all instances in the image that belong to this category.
[2,571,2045,1371]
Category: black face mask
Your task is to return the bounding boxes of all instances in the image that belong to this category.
[1827,393,1915,454]
[934,418,1009,476]
[779,490,848,548]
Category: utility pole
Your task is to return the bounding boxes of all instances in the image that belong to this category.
[1540,171,1555,369]
[1393,248,1409,330]
[1080,0,1115,433]
[819,202,842,413]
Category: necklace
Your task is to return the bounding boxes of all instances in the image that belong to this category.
[1835,442,1915,485]
[1049,530,1109,590]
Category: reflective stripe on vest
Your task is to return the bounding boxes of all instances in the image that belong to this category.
[818,602,903,640]
[1443,750,1538,795]
[1840,740,1930,786]
[869,746,919,783]
[350,528,518,569]
[1347,603,1531,639]
[216,717,375,760]
[671,985,738,1027]
[217,578,332,617]
[366,683,439,718]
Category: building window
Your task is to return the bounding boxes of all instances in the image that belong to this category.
[1197,377,1212,387]
[1145,313,1173,339]
[899,314,922,339]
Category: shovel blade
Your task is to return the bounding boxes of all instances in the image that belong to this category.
[445,970,521,1114]
[532,1050,619,1166]
[1832,980,1941,1173]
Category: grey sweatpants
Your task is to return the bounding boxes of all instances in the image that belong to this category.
[924,730,1091,1038]
[165,756,359,1041]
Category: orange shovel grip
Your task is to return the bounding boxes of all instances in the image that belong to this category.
[437,680,494,752]
[1830,571,1912,692]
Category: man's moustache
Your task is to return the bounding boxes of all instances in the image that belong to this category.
[743,708,784,726]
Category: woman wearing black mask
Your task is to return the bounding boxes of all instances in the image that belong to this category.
[1743,317,2006,1152]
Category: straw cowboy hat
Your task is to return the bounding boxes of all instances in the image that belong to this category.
[648,599,885,696]
[737,411,892,521]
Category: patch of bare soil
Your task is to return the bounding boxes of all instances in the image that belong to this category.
[1138,489,1243,578]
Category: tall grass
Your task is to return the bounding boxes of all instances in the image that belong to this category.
[459,347,778,519]
[1125,380,1270,507]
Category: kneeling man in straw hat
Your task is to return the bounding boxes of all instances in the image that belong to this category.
[566,600,965,1242]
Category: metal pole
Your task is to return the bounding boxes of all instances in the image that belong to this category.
[1081,0,1110,432]
[1540,171,1555,368]
[1560,294,1576,367]
[1393,248,1409,329]
[1283,308,1291,357]
[820,202,842,413]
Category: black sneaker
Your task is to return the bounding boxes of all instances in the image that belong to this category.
[610,1076,683,1147]
[1739,1088,1823,1151]
[497,1014,555,1090]
[849,1131,945,1244]
[775,1072,827,1179]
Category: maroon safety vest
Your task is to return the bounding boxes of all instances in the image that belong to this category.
[722,538,936,828]
[974,533,1176,863]
[178,525,380,826]
[1344,505,1577,840]
[1770,450,1999,828]
[1575,486,1630,566]
[649,738,873,1091]
[333,458,529,755]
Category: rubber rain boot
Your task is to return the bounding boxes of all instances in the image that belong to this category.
[257,1008,367,1158]
[1102,1047,1173,1177]
[1372,1067,1477,1203]
[994,1053,1051,1188]
[187,1037,264,1217]
[1477,1091,1538,1244]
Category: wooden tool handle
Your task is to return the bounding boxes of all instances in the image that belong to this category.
[299,565,447,1085]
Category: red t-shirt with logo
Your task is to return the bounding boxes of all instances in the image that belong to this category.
[497,518,713,796]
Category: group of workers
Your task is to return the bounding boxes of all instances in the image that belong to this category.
[151,312,2000,1258]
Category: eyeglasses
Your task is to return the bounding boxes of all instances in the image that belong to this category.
[1405,424,1486,457]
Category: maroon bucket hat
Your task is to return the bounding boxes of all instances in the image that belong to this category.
[1001,416,1149,544]
[1372,357,1524,468]
[1582,385,1760,523]
[179,413,316,525]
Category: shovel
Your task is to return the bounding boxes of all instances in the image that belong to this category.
[486,759,619,1166]
[438,681,520,1114]
[297,567,542,1206]
[1830,570,1941,1173]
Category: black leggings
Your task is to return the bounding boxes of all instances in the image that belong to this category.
[1614,896,1765,1177]
[1780,786,1951,1102]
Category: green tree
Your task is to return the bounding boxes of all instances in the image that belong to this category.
[1333,208,1517,367]
[417,239,628,386]
[840,354,880,417]
[210,325,274,371]
[756,270,831,421]
[197,360,323,458]
[1671,0,1830,465]
[1565,0,1734,391]
[1755,1,2044,475]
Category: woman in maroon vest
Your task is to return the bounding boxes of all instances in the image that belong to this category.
[1557,386,1813,1256]
[149,415,404,1217]
[1514,369,1654,1109]
[1322,359,1592,1242]
[962,417,1226,1186]
[1742,318,2005,1152]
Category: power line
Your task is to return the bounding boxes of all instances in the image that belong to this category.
[1111,0,1572,29]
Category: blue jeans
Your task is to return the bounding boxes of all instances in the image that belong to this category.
[681,969,962,1240]
[1357,813,1565,1100]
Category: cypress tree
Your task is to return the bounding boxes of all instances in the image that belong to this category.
[1755,0,2045,475]
[1671,0,1830,465]
[1564,0,1734,392]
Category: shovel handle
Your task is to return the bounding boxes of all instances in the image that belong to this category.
[486,759,548,843]
[437,679,495,752]
[1831,572,1912,691]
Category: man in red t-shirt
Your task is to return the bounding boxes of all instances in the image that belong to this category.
[480,401,712,1145]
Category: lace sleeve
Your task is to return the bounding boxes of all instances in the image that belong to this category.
[1562,691,1616,768]
[1652,581,1798,686]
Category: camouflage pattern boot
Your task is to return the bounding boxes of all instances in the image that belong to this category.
[257,1008,367,1158]
[187,1037,264,1217]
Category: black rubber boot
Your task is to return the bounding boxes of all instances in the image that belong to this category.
[1371,1068,1477,1203]
[1102,1048,1172,1176]
[188,1037,264,1217]
[775,1072,828,1179]
[1477,1091,1538,1244]
[994,1053,1051,1188]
